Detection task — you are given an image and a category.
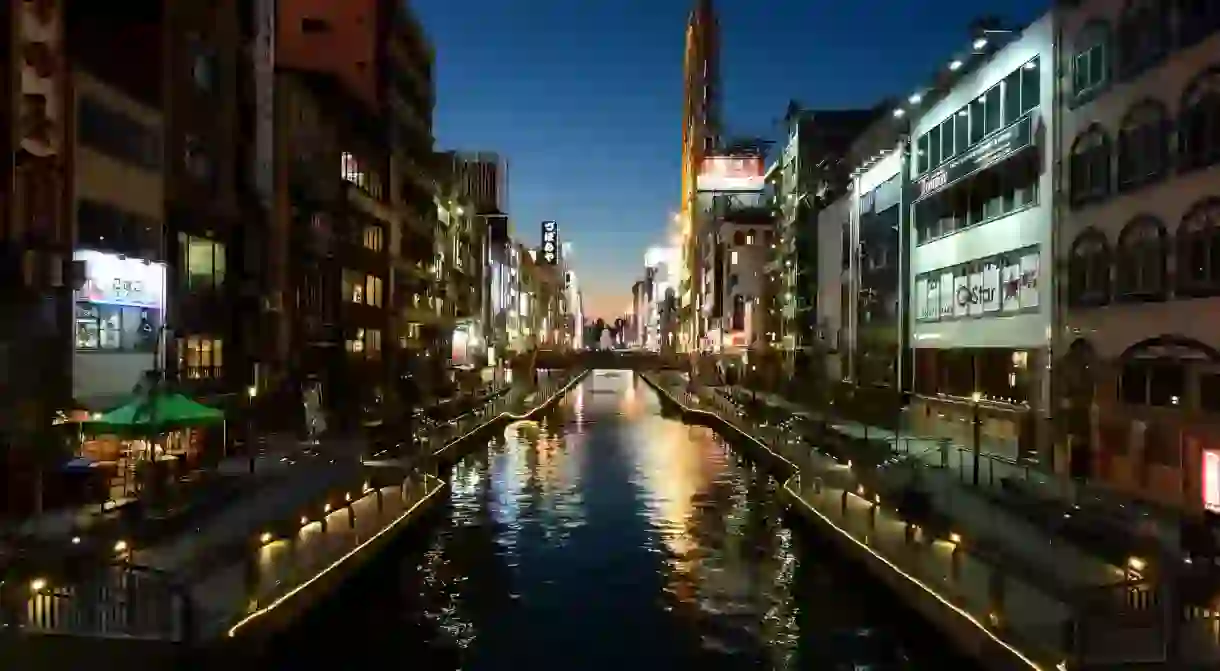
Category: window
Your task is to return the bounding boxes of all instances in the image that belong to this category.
[301,17,330,33]
[179,233,225,290]
[184,134,213,184]
[914,247,1039,322]
[77,96,161,169]
[77,200,160,257]
[1117,100,1168,188]
[1072,23,1110,96]
[730,250,739,265]
[365,274,384,307]
[914,153,1038,244]
[187,34,215,91]
[342,268,365,303]
[1179,70,1220,172]
[1069,125,1111,206]
[341,151,383,199]
[363,224,384,251]
[1120,360,1185,407]
[913,59,1038,176]
[177,336,223,379]
[731,295,745,331]
[1118,0,1167,77]
[1068,229,1110,307]
[1115,217,1165,299]
[75,303,161,352]
[1178,198,1220,295]
[732,230,746,245]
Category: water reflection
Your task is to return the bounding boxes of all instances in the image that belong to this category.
[269,372,971,670]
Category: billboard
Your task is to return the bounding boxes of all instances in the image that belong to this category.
[74,249,166,310]
[540,220,559,265]
[696,156,765,193]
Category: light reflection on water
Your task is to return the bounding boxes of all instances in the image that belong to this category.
[269,372,972,670]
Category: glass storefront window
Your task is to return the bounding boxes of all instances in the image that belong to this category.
[75,302,161,352]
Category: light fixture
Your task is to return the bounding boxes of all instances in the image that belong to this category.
[949,59,964,71]
[892,108,905,118]
[972,37,988,50]
[908,93,922,105]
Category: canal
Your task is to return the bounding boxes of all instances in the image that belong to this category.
[264,371,975,669]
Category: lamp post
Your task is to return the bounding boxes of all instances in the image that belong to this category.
[246,385,258,474]
[971,391,982,487]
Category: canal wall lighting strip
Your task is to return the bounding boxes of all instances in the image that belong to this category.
[226,473,446,638]
[227,372,587,639]
[643,374,1051,671]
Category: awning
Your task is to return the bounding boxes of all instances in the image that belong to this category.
[84,392,225,436]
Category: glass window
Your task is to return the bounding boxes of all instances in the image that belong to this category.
[983,85,1002,136]
[342,269,365,303]
[1020,59,1040,114]
[180,233,225,290]
[916,134,929,174]
[74,302,161,352]
[969,97,985,144]
[77,96,161,170]
[365,275,384,307]
[927,124,942,168]
[177,336,222,378]
[363,224,383,251]
[954,109,970,156]
[1003,71,1022,126]
[1073,26,1109,96]
[940,118,955,160]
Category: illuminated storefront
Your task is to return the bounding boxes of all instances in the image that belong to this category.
[72,249,168,406]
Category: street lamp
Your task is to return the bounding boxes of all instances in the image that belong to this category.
[970,391,982,487]
[247,385,258,474]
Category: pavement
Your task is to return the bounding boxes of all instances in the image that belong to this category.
[647,373,1220,667]
[10,371,582,640]
[722,385,1184,562]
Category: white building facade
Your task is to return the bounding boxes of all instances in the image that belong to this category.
[906,15,1055,462]
[1058,0,1220,510]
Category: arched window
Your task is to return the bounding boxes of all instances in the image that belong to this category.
[1179,69,1220,171]
[1119,336,1218,407]
[1179,0,1220,47]
[732,230,746,245]
[1072,22,1110,97]
[1117,100,1168,187]
[1178,198,1220,295]
[1116,216,1166,299]
[1070,125,1111,206]
[1118,0,1168,77]
[1069,229,1111,306]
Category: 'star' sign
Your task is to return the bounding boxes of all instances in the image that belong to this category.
[540,220,559,265]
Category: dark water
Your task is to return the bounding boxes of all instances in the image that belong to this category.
[268,372,974,669]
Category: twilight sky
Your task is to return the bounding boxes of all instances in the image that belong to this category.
[413,0,1044,320]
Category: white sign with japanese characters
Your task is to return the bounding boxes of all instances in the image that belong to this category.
[540,220,559,265]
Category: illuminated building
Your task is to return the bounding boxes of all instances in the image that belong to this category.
[1055,0,1220,509]
[677,0,720,351]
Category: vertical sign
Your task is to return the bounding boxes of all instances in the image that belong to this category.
[540,220,559,265]
[253,0,275,208]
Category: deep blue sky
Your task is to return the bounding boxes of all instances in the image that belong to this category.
[413,0,1044,319]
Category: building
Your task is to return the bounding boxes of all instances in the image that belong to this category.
[643,246,680,352]
[705,219,773,356]
[630,280,646,347]
[677,0,720,352]
[1057,0,1220,510]
[273,0,435,433]
[2,0,72,517]
[768,107,877,378]
[808,111,905,393]
[902,16,1053,463]
[63,0,254,440]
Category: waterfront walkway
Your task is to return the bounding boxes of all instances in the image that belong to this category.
[11,371,582,643]
[645,373,1220,669]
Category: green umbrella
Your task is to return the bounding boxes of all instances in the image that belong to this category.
[85,392,224,436]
